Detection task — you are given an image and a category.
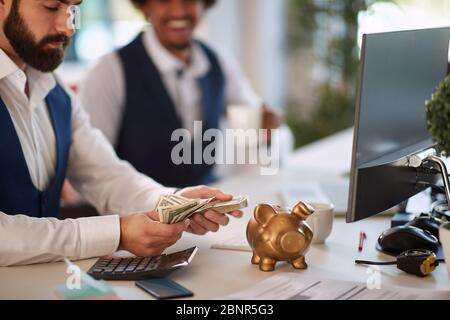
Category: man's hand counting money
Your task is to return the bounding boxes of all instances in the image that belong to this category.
[118,213,190,257]
[169,186,246,235]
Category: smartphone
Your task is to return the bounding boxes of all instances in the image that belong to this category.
[136,279,194,300]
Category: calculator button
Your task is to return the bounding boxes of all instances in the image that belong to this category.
[125,266,137,273]
[136,260,149,271]
[117,260,131,269]
[109,260,120,266]
[103,259,113,264]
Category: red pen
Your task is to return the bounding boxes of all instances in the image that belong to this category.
[358,232,367,252]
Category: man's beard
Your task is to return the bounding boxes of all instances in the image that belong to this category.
[3,1,70,72]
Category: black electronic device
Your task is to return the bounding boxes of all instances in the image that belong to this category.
[356,249,444,277]
[347,27,450,223]
[406,215,442,240]
[87,247,198,281]
[136,278,194,300]
[391,212,416,228]
[432,200,450,220]
[377,226,439,255]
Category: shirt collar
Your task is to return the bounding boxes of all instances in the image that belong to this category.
[26,66,56,108]
[0,48,56,108]
[142,26,210,78]
[0,48,20,81]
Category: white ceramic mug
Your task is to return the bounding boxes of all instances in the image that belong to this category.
[440,223,450,275]
[227,105,262,132]
[306,203,335,244]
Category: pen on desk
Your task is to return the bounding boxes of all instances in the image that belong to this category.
[358,232,367,252]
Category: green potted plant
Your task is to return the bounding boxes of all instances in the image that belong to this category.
[426,75,450,155]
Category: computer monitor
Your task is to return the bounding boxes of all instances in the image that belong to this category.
[347,27,450,223]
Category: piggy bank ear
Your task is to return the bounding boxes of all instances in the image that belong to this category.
[292,201,314,219]
[254,204,277,225]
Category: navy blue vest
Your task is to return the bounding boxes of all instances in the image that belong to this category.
[117,34,225,188]
[0,84,72,218]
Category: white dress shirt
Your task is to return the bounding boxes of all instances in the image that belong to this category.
[79,27,263,145]
[0,49,175,267]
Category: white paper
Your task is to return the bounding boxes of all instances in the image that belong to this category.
[211,232,252,252]
[224,273,450,300]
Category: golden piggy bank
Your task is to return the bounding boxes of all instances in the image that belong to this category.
[246,202,315,272]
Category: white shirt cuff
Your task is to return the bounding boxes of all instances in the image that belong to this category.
[78,215,121,259]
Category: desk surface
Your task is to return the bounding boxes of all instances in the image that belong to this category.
[1,130,449,300]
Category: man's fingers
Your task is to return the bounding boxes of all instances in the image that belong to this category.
[193,214,220,232]
[262,105,282,131]
[172,219,191,234]
[199,186,232,201]
[204,211,230,226]
[146,211,160,221]
[266,113,281,129]
[187,220,208,235]
[212,192,233,202]
[180,186,235,202]
[145,219,190,237]
[230,210,244,218]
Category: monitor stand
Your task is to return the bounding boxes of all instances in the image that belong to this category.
[390,211,416,228]
[376,154,450,259]
[432,199,450,220]
[390,200,416,228]
[425,155,450,210]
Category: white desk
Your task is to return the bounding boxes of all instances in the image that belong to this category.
[1,130,449,300]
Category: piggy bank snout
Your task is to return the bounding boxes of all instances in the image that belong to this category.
[280,231,305,254]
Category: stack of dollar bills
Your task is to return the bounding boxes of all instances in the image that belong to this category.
[156,194,249,224]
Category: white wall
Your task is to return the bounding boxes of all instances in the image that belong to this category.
[201,0,287,110]
[241,0,287,110]
[199,0,243,58]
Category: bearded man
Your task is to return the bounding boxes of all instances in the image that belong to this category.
[0,0,243,267]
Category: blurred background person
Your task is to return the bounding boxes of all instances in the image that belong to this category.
[57,0,450,211]
[78,0,281,189]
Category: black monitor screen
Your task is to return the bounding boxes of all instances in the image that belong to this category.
[348,27,450,223]
[355,28,450,168]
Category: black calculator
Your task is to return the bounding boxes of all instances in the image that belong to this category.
[87,247,198,281]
